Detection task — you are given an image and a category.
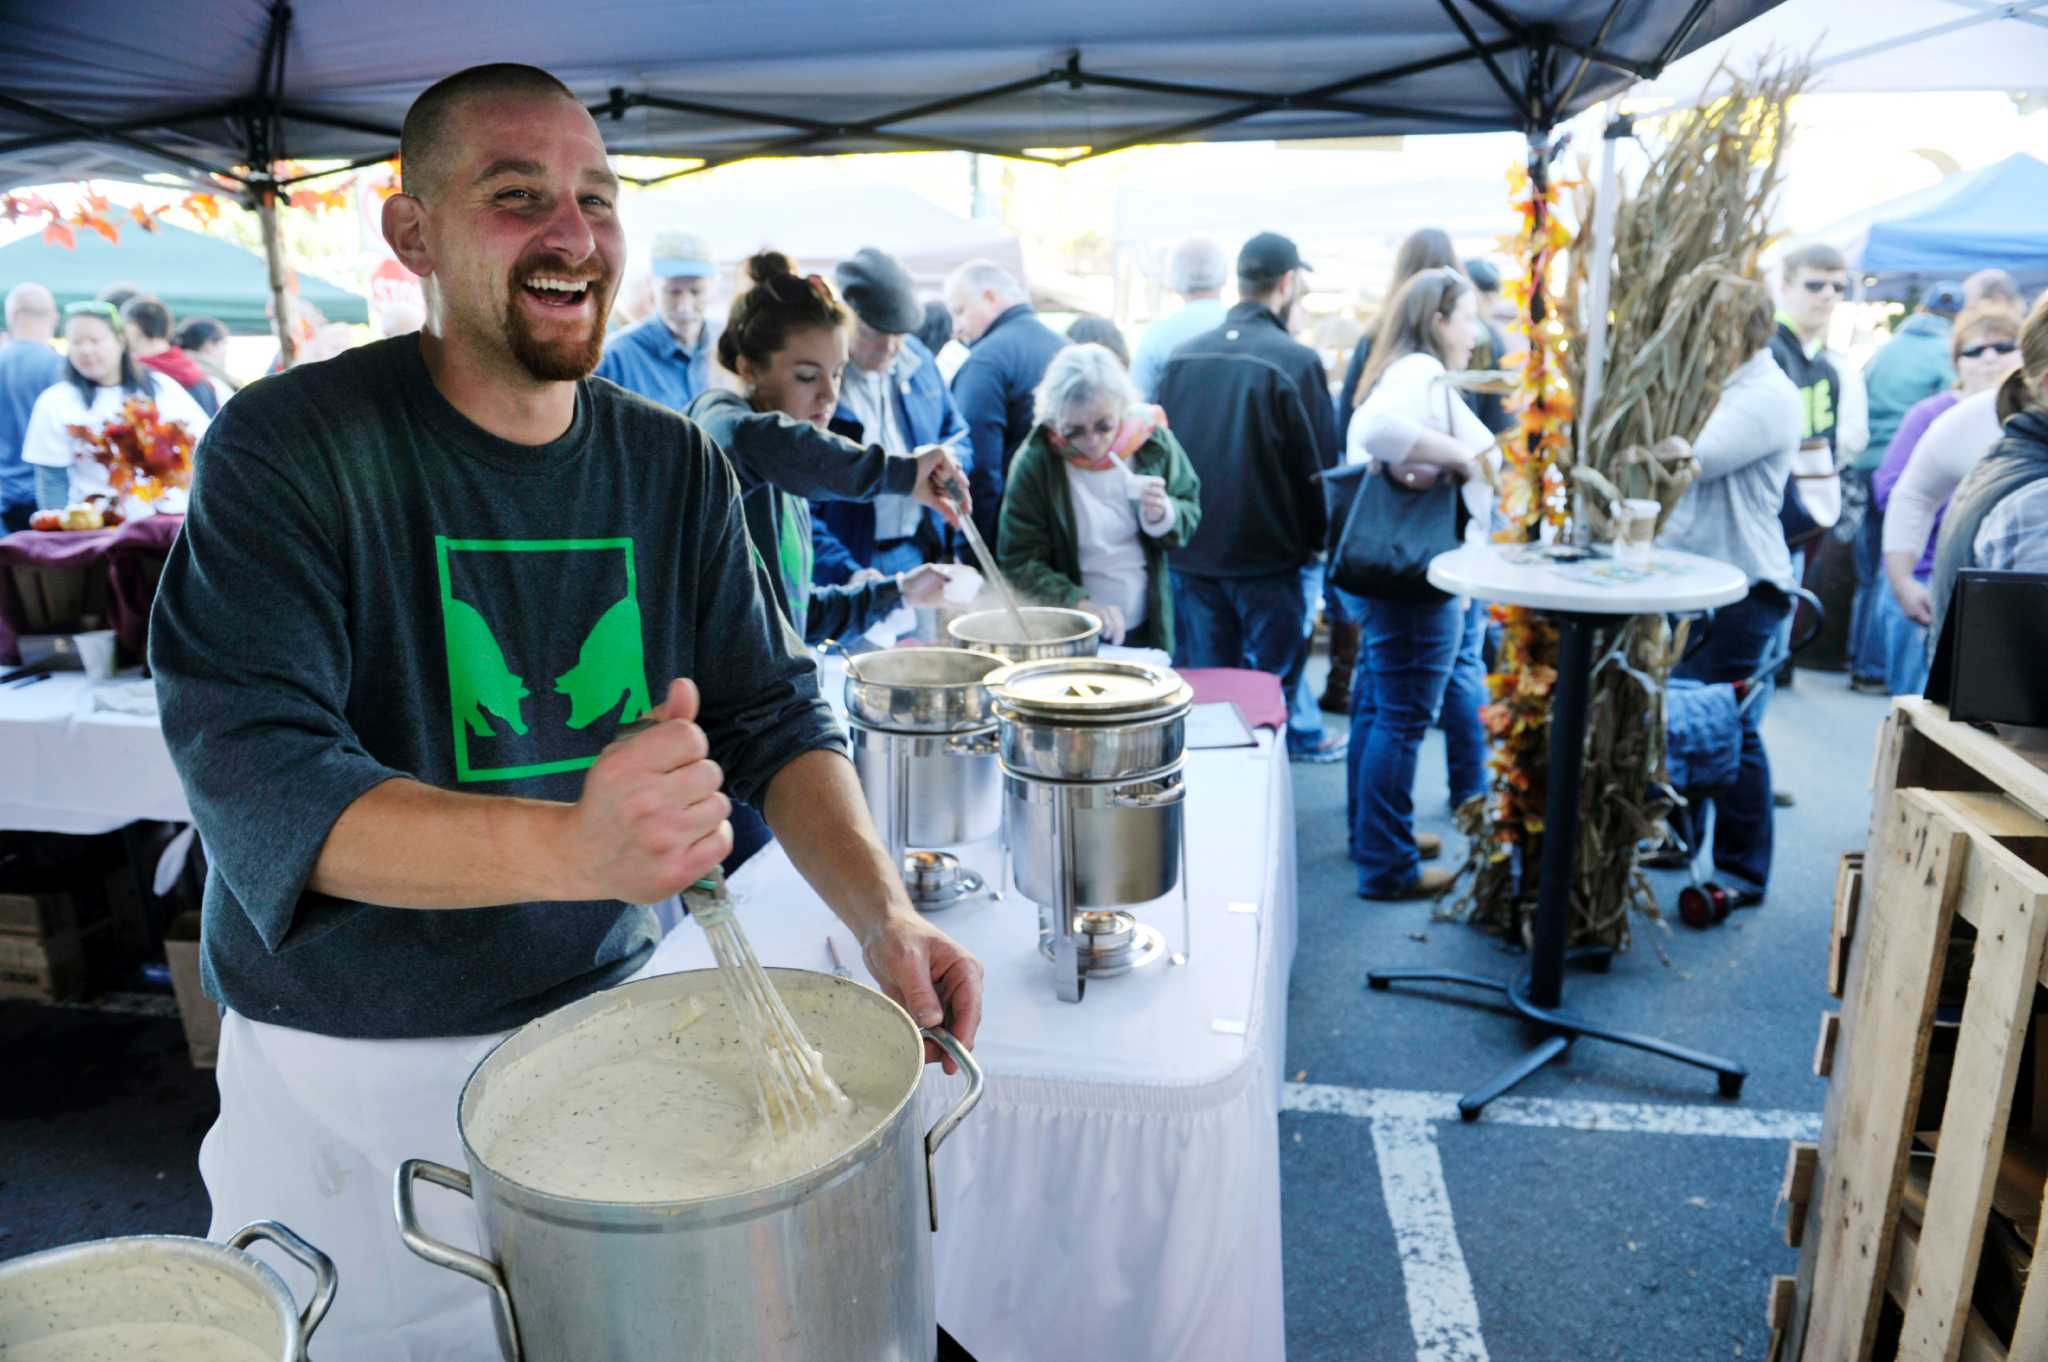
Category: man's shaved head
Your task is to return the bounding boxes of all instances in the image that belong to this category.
[401,63,581,203]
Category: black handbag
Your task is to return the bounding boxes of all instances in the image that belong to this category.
[1324,460,1464,604]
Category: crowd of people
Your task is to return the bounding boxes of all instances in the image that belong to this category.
[4,165,2047,911]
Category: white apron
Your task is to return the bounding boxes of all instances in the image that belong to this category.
[203,1010,510,1362]
[200,937,672,1362]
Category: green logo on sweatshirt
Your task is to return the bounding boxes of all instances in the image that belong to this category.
[435,537,651,783]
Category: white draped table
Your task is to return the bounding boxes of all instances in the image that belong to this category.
[0,671,189,834]
[646,672,1297,1362]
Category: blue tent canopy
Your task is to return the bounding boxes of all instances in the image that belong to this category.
[1828,153,2048,299]
[0,1,1781,194]
[0,220,367,335]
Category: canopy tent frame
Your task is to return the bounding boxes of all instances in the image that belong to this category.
[0,0,1730,193]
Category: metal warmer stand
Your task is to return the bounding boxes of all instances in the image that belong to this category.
[985,658,1196,1003]
[839,646,1011,913]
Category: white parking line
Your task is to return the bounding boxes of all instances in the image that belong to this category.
[1283,1083,1821,1362]
[1284,1082,1822,1140]
[1371,1115,1490,1362]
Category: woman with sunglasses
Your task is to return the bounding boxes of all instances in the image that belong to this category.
[995,342,1202,651]
[1871,301,2026,691]
[20,300,211,515]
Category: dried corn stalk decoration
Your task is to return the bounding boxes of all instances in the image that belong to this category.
[1446,59,1808,950]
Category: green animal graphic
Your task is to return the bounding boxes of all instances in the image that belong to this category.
[555,595,651,730]
[443,598,530,738]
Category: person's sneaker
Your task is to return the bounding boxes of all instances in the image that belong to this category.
[1849,675,1889,695]
[1291,733,1349,764]
[1774,789,1796,808]
[1416,832,1444,860]
[1360,866,1456,900]
[1638,845,1691,870]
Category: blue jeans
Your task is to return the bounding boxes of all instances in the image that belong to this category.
[1846,477,1887,682]
[1172,568,1315,753]
[1289,563,1328,746]
[1439,598,1489,808]
[1875,574,1931,696]
[1344,591,1465,895]
[1671,585,1790,891]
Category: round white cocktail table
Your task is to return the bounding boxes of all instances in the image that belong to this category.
[1368,541,1749,1118]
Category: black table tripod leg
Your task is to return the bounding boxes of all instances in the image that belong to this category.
[1504,975,1747,1097]
[1365,968,1511,997]
[1457,1034,1571,1121]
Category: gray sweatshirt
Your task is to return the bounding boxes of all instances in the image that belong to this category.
[1658,350,1802,592]
[150,336,844,1038]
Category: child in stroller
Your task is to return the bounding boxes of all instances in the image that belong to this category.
[1654,586,1823,928]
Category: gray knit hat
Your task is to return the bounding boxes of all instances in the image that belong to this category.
[833,247,922,334]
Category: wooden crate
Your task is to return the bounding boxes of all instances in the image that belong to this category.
[0,890,91,940]
[1777,700,2048,1362]
[0,925,103,1001]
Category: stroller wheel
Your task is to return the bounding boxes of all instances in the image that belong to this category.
[1678,885,1715,929]
[1706,882,1732,921]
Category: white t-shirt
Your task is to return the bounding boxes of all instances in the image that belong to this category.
[1064,461,1169,632]
[1345,351,1500,545]
[21,371,211,513]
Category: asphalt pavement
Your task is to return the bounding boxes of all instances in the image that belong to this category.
[1282,663,1887,1362]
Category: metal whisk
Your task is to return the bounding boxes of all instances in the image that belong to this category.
[684,871,849,1138]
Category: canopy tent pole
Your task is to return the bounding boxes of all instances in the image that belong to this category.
[1576,112,1625,461]
[255,185,298,368]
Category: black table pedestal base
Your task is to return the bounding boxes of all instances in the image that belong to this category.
[1367,947,1746,1120]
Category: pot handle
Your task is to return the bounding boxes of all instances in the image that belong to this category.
[395,1159,523,1362]
[227,1219,336,1348]
[943,729,1000,758]
[919,1026,985,1234]
[1110,774,1186,810]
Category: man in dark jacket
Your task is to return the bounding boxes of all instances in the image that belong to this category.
[1155,231,1344,761]
[820,247,970,577]
[945,259,1066,548]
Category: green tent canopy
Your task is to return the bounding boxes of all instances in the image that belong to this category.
[0,220,367,336]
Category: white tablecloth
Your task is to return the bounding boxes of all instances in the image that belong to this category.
[0,671,189,833]
[646,723,1297,1362]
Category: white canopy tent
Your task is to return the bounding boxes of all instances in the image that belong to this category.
[1632,0,2048,102]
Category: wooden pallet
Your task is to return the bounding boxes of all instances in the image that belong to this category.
[1777,701,2048,1362]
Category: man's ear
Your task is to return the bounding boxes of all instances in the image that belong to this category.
[383,194,434,279]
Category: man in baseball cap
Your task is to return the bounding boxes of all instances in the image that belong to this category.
[595,228,721,411]
[818,246,972,576]
[1154,229,1346,766]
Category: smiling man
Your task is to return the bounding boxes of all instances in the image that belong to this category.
[150,64,982,1359]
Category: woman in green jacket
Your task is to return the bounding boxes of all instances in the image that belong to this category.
[996,343,1202,652]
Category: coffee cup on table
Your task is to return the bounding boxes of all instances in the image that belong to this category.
[1615,499,1660,566]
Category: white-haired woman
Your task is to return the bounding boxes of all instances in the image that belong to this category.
[996,343,1203,651]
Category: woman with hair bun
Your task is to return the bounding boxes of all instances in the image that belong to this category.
[684,250,970,645]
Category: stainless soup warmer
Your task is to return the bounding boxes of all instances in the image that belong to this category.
[985,658,1195,1002]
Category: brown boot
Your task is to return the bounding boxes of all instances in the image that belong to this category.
[1360,866,1456,901]
[1320,616,1360,712]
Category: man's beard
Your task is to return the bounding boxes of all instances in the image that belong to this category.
[502,266,612,382]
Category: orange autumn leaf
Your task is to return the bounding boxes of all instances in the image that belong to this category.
[41,219,74,249]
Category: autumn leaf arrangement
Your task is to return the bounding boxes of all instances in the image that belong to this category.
[66,398,197,506]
